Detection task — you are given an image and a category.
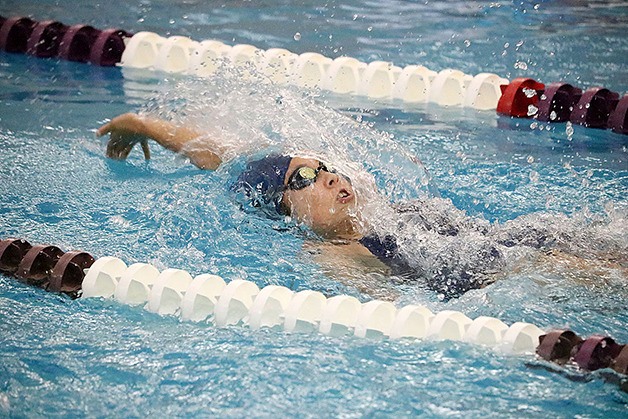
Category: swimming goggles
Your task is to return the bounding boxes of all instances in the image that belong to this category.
[285,162,335,190]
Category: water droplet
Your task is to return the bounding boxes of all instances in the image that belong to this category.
[504,42,510,48]
[530,121,538,129]
[527,155,535,163]
[516,40,525,47]
[527,104,538,116]
[464,39,471,47]
[529,170,540,182]
[169,19,175,24]
[353,14,358,20]
[514,61,528,70]
[549,110,557,121]
[534,3,540,10]
[566,121,574,138]
[293,32,301,41]
[523,87,536,98]
[367,26,373,32]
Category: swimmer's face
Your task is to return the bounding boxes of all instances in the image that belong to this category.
[282,157,357,238]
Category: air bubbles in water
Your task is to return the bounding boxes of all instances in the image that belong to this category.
[293,32,301,41]
[527,105,538,116]
[522,87,536,98]
[527,155,535,163]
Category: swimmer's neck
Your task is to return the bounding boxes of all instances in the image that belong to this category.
[312,218,366,242]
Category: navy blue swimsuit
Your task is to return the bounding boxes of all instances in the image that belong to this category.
[357,200,508,299]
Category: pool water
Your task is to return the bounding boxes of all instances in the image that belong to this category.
[1,0,627,417]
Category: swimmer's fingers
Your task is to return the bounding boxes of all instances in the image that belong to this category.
[140,139,151,160]
[96,121,112,138]
[118,142,136,160]
[105,134,121,159]
[106,133,135,160]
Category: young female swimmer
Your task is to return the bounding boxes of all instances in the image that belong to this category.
[97,113,626,300]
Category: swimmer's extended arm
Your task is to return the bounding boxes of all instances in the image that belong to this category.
[96,113,222,170]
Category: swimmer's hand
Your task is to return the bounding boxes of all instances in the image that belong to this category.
[97,113,151,160]
[96,113,221,169]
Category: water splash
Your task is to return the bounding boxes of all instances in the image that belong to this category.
[137,63,627,301]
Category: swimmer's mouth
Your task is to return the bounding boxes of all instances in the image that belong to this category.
[337,188,353,204]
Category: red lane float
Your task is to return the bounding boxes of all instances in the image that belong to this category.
[58,24,100,63]
[0,16,36,53]
[0,238,93,298]
[570,88,620,128]
[15,244,65,287]
[89,28,131,66]
[613,345,628,375]
[0,238,32,274]
[608,95,628,134]
[497,77,545,118]
[536,329,583,365]
[498,78,626,135]
[26,20,68,58]
[49,251,95,293]
[537,83,582,122]
[573,335,624,371]
[0,15,131,67]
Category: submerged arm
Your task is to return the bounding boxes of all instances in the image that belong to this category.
[96,113,223,170]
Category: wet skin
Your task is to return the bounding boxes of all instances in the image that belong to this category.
[281,157,360,240]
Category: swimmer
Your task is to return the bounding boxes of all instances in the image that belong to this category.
[97,113,627,300]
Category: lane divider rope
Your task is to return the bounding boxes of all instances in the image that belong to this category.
[1,237,627,384]
[1,15,625,134]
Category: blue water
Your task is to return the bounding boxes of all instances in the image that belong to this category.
[1,0,627,417]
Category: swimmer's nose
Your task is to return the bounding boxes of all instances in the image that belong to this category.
[321,170,339,189]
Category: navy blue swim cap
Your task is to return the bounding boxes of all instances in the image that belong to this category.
[232,154,292,215]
